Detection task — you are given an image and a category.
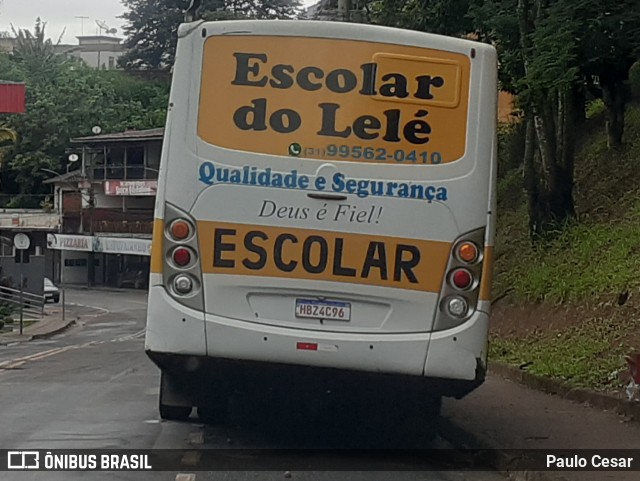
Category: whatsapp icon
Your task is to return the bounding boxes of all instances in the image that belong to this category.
[288,143,302,156]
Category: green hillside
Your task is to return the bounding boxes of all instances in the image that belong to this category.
[490,103,640,392]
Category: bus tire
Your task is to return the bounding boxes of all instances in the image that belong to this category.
[159,372,192,421]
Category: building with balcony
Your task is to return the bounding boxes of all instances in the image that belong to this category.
[44,128,162,287]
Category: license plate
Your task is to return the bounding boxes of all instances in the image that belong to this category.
[295,299,351,321]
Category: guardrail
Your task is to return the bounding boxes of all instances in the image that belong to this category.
[0,286,45,320]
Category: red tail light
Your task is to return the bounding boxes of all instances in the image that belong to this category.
[451,269,472,290]
[173,247,191,267]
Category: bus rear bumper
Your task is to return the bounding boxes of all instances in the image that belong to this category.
[424,308,489,383]
[147,351,485,400]
[145,286,487,398]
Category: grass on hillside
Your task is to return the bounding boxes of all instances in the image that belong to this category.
[494,206,640,303]
[490,313,638,390]
[494,103,640,304]
[490,102,640,391]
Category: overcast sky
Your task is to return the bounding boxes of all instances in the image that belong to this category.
[0,0,127,44]
[0,0,316,45]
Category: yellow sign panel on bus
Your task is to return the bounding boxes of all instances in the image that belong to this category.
[198,36,471,164]
[198,221,452,292]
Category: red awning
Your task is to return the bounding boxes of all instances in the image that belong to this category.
[0,83,26,113]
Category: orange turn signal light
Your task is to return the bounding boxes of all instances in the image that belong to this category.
[457,242,479,263]
[170,220,190,240]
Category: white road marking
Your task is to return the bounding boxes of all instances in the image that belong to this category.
[176,474,196,481]
[67,302,111,314]
[0,331,144,375]
[0,346,68,368]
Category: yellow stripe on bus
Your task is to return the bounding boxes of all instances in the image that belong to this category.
[151,218,164,274]
[479,246,494,301]
[197,221,451,293]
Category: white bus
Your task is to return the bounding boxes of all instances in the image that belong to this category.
[146,20,497,422]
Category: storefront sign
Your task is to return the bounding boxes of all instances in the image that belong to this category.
[47,234,151,256]
[46,234,93,252]
[104,180,158,196]
[94,237,151,256]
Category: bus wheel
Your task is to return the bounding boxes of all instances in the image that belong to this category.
[159,372,192,421]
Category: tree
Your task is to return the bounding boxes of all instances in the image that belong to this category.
[11,19,62,64]
[575,0,640,147]
[472,0,582,236]
[370,0,473,36]
[119,0,301,71]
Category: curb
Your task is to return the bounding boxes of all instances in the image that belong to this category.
[437,417,572,481]
[31,319,77,340]
[0,319,77,345]
[489,362,640,421]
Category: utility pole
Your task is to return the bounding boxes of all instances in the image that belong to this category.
[13,233,30,336]
[80,147,96,287]
[87,186,95,287]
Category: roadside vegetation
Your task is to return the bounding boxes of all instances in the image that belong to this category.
[490,99,640,392]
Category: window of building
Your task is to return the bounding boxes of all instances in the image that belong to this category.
[90,148,107,180]
[127,146,145,179]
[106,147,125,179]
[1,243,14,257]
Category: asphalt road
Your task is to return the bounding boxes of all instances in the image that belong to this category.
[0,288,504,481]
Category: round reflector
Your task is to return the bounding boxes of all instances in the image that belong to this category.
[170,220,190,240]
[452,269,473,290]
[173,248,191,267]
[447,296,468,318]
[174,275,193,294]
[457,242,479,263]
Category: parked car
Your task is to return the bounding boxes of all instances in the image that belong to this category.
[117,269,148,289]
[44,277,60,303]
